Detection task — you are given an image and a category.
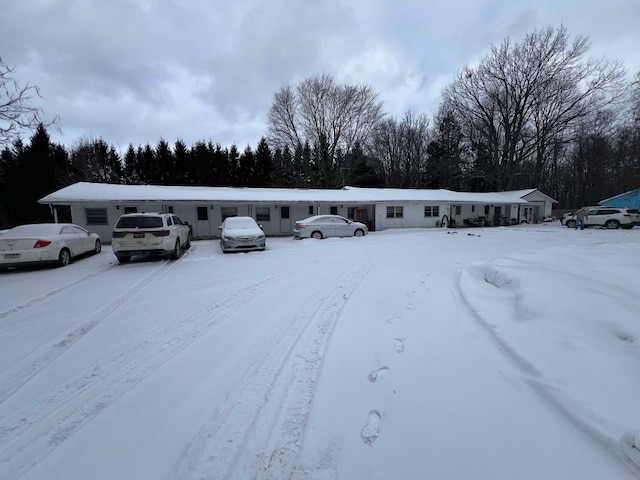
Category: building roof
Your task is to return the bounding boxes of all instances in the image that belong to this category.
[599,188,640,208]
[39,182,533,205]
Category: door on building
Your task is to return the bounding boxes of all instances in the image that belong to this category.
[280,206,291,233]
[493,206,502,226]
[523,206,534,223]
[451,205,462,226]
[194,206,212,238]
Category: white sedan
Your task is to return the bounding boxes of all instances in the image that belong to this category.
[219,216,266,252]
[294,215,368,239]
[0,223,101,270]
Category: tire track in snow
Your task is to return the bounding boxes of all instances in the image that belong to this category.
[0,263,117,322]
[170,265,371,480]
[0,259,174,405]
[454,266,640,477]
[0,267,293,480]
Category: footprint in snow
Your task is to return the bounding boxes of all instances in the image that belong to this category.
[393,338,405,353]
[368,366,389,383]
[406,303,415,311]
[387,316,401,325]
[361,410,381,445]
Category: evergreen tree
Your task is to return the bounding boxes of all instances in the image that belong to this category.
[227,144,240,186]
[238,145,256,186]
[173,139,189,184]
[253,137,274,186]
[10,124,68,225]
[155,139,174,184]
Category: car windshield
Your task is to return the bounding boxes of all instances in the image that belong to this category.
[5,224,60,237]
[116,216,164,228]
[225,217,257,229]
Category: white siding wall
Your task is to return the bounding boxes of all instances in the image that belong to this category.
[375,202,446,231]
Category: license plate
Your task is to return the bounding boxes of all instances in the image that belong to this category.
[134,232,145,239]
[4,253,20,259]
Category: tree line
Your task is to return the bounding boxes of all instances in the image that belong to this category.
[1,26,639,229]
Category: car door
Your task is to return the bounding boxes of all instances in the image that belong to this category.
[60,226,82,254]
[72,226,93,252]
[585,208,600,226]
[172,216,190,244]
[311,217,333,238]
[334,217,353,237]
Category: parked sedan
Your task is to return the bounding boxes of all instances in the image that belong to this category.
[0,223,101,269]
[294,215,368,239]
[219,216,266,252]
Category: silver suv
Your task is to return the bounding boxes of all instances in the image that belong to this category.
[112,212,191,263]
[565,206,640,229]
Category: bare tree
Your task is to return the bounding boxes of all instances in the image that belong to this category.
[0,57,58,147]
[631,71,640,125]
[369,111,430,187]
[267,74,384,187]
[443,25,626,190]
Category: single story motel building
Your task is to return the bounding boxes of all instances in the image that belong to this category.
[39,182,556,242]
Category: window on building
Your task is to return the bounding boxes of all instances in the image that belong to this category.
[484,205,490,215]
[197,206,208,221]
[471,205,475,212]
[347,207,355,219]
[386,206,403,218]
[330,206,338,215]
[455,205,461,215]
[424,206,440,217]
[123,206,137,214]
[308,205,314,215]
[221,207,237,220]
[280,206,290,219]
[85,208,108,225]
[256,207,271,221]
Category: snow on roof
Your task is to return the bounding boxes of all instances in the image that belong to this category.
[39,182,531,205]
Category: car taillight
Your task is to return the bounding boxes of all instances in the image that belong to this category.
[112,231,127,238]
[151,230,170,237]
[297,224,307,229]
[33,239,51,248]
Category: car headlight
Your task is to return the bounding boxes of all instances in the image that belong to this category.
[222,234,233,241]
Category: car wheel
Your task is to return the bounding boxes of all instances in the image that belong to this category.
[354,229,365,237]
[58,248,71,267]
[185,233,191,250]
[117,255,131,264]
[171,239,181,259]
[605,220,620,229]
[566,220,576,228]
[94,239,102,254]
[311,231,323,239]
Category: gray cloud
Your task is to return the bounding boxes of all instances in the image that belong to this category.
[1,0,638,151]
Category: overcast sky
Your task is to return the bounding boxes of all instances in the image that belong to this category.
[2,0,639,152]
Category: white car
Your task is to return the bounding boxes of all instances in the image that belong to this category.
[0,223,101,270]
[294,215,368,239]
[564,206,640,229]
[112,212,191,264]
[219,216,266,252]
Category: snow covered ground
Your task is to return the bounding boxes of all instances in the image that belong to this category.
[0,223,639,480]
